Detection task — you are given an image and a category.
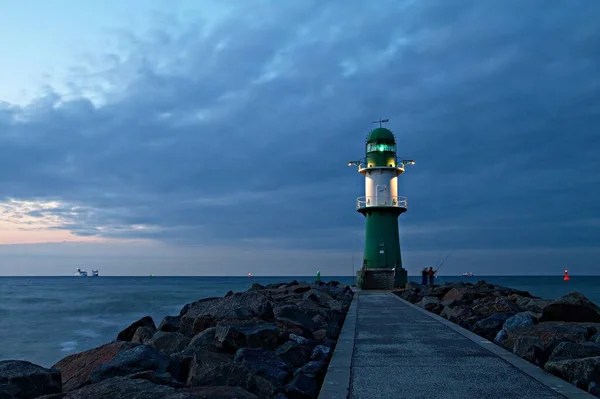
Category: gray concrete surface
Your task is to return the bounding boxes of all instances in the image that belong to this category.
[321,291,594,399]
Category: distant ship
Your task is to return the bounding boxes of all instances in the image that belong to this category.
[74,268,88,277]
[462,272,474,277]
[91,270,99,277]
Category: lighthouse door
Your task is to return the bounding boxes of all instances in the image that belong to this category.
[376,185,388,206]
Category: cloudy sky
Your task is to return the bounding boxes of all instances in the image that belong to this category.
[0,0,598,276]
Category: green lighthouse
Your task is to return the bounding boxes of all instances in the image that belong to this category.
[348,119,415,289]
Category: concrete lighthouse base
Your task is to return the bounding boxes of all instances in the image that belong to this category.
[357,268,408,290]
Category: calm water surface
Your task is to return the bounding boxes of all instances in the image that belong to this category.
[0,275,596,367]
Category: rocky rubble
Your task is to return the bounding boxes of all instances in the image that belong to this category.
[396,280,600,397]
[0,280,352,399]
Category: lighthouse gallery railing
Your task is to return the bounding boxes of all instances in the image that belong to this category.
[356,196,407,210]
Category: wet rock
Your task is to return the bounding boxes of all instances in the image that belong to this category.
[284,373,319,399]
[416,296,441,312]
[591,332,600,344]
[0,360,61,399]
[158,316,181,333]
[505,323,594,365]
[56,377,185,399]
[132,326,157,344]
[539,292,600,323]
[147,331,191,356]
[472,313,512,341]
[274,305,322,331]
[117,316,156,342]
[89,344,171,385]
[234,348,291,386]
[52,341,139,391]
[215,322,280,351]
[544,356,600,391]
[181,386,257,398]
[225,290,234,297]
[186,351,234,386]
[310,345,331,361]
[179,293,273,336]
[187,363,275,397]
[548,341,600,362]
[275,341,313,367]
[322,338,336,349]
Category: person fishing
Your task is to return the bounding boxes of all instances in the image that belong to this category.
[421,267,428,285]
[428,266,435,286]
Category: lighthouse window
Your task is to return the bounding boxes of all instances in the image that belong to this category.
[367,143,396,153]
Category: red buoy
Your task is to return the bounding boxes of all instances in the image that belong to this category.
[564,269,570,281]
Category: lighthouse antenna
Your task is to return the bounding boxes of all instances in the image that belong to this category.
[371,118,390,128]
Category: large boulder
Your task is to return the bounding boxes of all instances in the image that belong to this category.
[187,327,218,352]
[234,348,291,386]
[146,331,191,356]
[442,287,482,303]
[186,351,234,386]
[214,322,280,351]
[472,313,513,341]
[548,341,600,362]
[117,316,156,342]
[0,360,61,399]
[544,356,600,391]
[471,297,521,319]
[284,373,319,399]
[181,386,257,399]
[416,296,442,313]
[274,305,322,331]
[494,312,536,345]
[405,281,426,292]
[52,341,139,391]
[504,322,595,365]
[158,316,181,333]
[539,292,600,323]
[89,344,172,385]
[55,377,191,399]
[186,363,275,397]
[179,293,274,336]
[275,341,313,367]
[440,305,475,329]
[516,298,551,313]
[132,327,157,344]
[294,360,327,380]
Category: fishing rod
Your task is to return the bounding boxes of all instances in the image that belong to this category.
[434,251,454,275]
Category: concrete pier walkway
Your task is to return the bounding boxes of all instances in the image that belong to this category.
[319,292,594,399]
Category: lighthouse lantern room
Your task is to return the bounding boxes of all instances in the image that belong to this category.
[348,119,415,289]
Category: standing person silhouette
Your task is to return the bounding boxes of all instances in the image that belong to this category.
[421,267,428,286]
[428,267,435,286]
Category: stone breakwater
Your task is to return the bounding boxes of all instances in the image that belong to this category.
[396,280,600,397]
[0,280,353,399]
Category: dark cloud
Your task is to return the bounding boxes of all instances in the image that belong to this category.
[0,0,599,254]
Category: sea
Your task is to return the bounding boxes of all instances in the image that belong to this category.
[0,275,598,368]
